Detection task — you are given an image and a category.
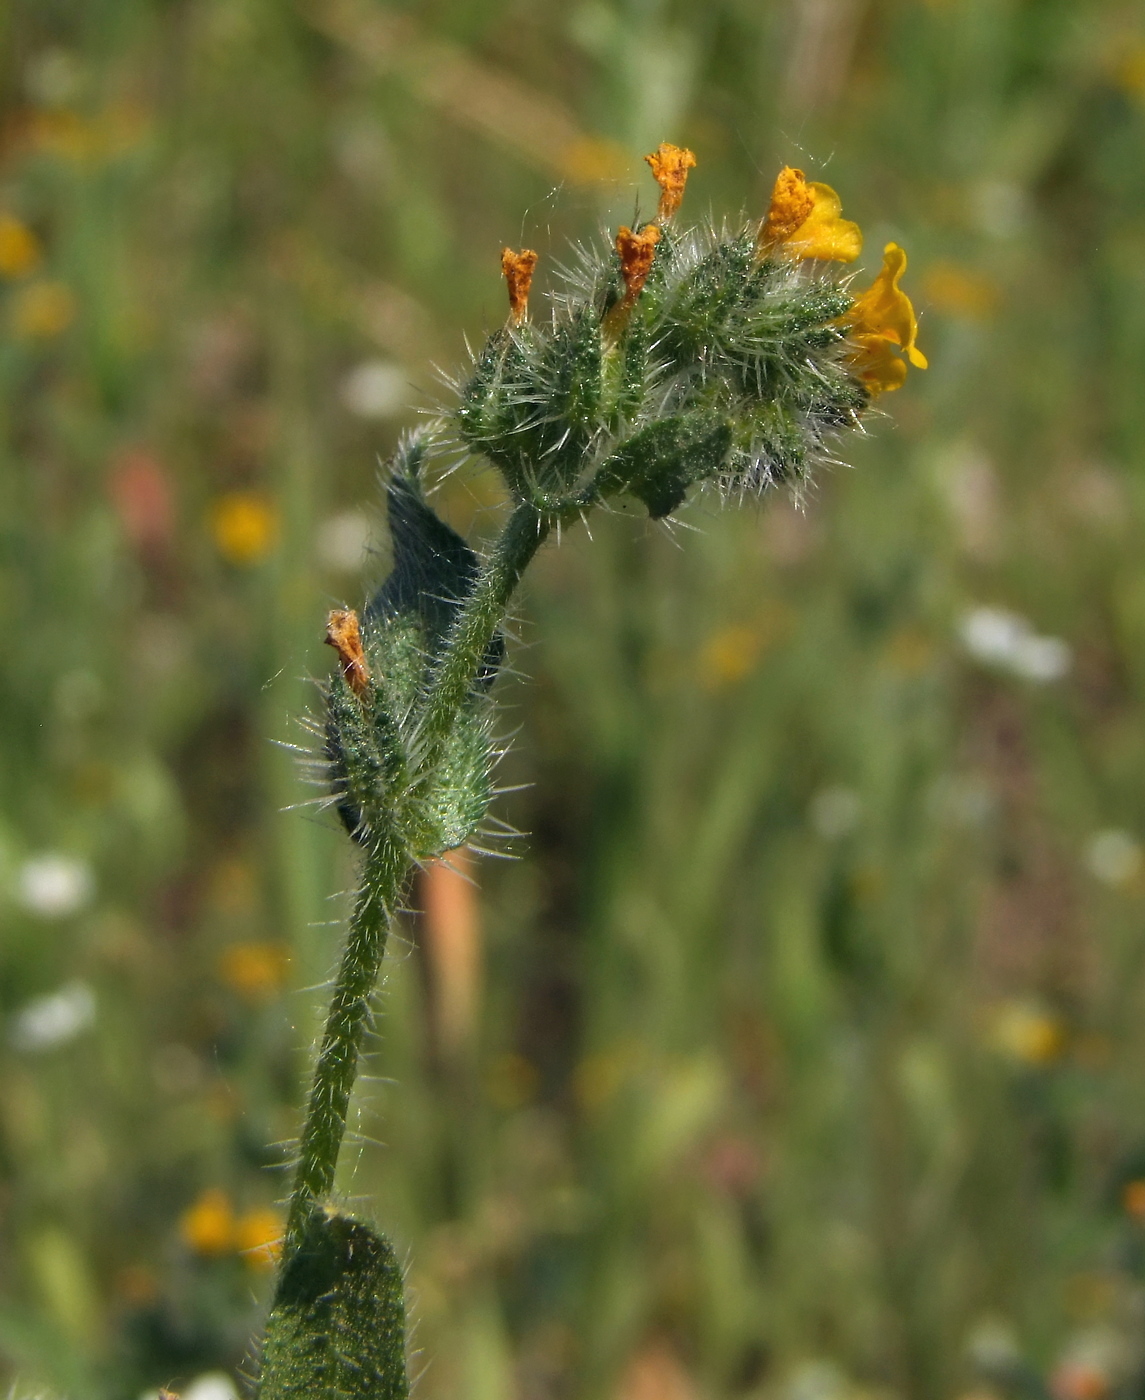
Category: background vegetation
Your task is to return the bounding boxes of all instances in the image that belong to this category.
[3,1,1145,1397]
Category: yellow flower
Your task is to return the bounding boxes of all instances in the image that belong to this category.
[210,491,278,565]
[234,1208,284,1271]
[989,999,1064,1065]
[845,242,928,394]
[11,281,76,339]
[179,1188,236,1255]
[217,942,290,1001]
[1123,1178,1145,1221]
[758,165,862,263]
[560,135,631,185]
[0,216,42,278]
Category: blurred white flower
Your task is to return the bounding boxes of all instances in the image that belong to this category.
[785,1360,850,1400]
[10,981,96,1052]
[966,1316,1023,1373]
[17,853,94,918]
[929,773,995,828]
[810,786,862,839]
[138,1380,240,1400]
[183,1376,240,1400]
[339,359,408,419]
[1085,829,1142,887]
[316,509,372,573]
[959,607,1071,682]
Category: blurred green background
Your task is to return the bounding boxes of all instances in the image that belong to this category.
[3,1,1145,1397]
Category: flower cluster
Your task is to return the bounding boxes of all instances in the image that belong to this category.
[321,145,927,866]
[456,148,924,521]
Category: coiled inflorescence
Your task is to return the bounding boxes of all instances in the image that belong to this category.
[322,145,926,863]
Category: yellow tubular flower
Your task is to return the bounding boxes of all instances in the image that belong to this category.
[845,242,928,394]
[758,166,862,263]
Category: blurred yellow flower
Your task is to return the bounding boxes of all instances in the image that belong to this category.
[559,135,631,184]
[922,261,999,320]
[211,491,278,565]
[486,1052,539,1111]
[1122,1178,1145,1220]
[700,623,764,689]
[845,243,927,394]
[234,1208,284,1271]
[179,1188,235,1255]
[0,216,42,278]
[12,281,76,339]
[217,942,290,1001]
[1110,41,1145,99]
[758,166,862,263]
[990,1000,1065,1065]
[29,105,149,163]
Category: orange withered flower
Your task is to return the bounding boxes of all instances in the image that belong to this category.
[325,608,370,696]
[501,247,538,324]
[644,142,697,221]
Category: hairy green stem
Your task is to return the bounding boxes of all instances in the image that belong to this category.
[284,499,554,1252]
[415,500,551,771]
[286,833,408,1246]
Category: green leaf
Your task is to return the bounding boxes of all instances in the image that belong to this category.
[258,1209,409,1400]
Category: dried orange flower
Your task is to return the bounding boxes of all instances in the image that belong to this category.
[644,142,696,220]
[758,166,862,263]
[616,224,661,303]
[326,608,370,696]
[501,247,538,323]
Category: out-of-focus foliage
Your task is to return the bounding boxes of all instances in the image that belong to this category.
[2,2,1145,1399]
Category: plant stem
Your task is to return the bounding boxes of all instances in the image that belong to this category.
[415,500,550,771]
[286,833,408,1247]
[284,499,553,1251]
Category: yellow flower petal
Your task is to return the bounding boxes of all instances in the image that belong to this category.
[758,167,862,263]
[850,333,910,394]
[845,242,927,392]
[786,183,863,262]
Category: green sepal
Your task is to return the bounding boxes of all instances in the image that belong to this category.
[258,1207,409,1400]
